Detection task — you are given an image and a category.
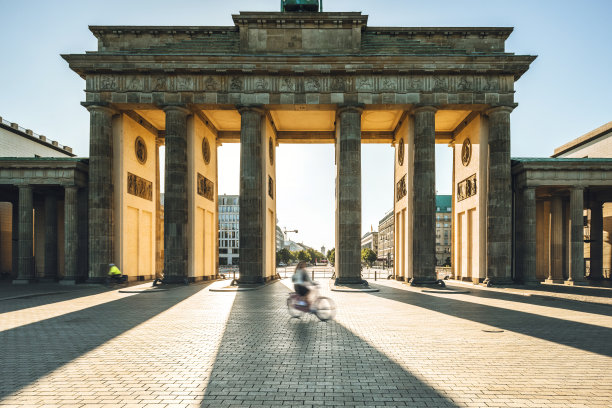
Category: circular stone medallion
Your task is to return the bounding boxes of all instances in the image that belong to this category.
[461,138,472,166]
[202,138,211,164]
[135,136,147,164]
[269,137,274,165]
[397,138,405,166]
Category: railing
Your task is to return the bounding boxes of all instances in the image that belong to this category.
[0,116,71,152]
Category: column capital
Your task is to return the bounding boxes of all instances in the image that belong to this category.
[411,105,438,115]
[485,105,515,116]
[161,104,191,115]
[336,103,364,115]
[81,102,118,115]
[236,104,266,115]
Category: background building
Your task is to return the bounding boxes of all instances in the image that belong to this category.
[361,231,378,253]
[436,195,452,266]
[0,115,80,280]
[218,194,239,266]
[377,210,394,267]
[552,121,612,279]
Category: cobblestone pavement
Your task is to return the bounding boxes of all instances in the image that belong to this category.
[1,278,611,408]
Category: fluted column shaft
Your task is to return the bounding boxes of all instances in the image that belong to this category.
[589,202,603,280]
[568,188,585,283]
[411,106,437,284]
[520,187,538,284]
[64,186,79,281]
[155,138,163,279]
[44,194,58,279]
[486,107,513,284]
[16,185,34,282]
[238,107,265,284]
[87,105,114,280]
[163,106,190,283]
[549,196,564,281]
[335,106,363,284]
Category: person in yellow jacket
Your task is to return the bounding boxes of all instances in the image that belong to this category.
[108,263,127,283]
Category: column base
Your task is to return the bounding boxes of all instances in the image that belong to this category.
[12,279,30,285]
[544,278,564,284]
[335,277,366,285]
[564,279,588,286]
[162,276,190,285]
[59,279,77,285]
[522,279,540,286]
[408,277,440,286]
[483,277,515,287]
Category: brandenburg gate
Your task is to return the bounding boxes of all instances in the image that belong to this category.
[63,8,534,285]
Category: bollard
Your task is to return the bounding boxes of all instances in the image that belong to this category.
[312,269,315,280]
[375,270,377,281]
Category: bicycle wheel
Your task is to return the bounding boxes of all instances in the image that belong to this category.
[287,296,304,318]
[313,296,335,321]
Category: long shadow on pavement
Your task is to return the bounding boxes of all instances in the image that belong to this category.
[442,283,612,316]
[0,283,209,400]
[200,282,458,407]
[0,283,111,314]
[368,282,612,358]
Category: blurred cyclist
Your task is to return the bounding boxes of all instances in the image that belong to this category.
[291,261,314,307]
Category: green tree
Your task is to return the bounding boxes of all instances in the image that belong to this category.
[296,250,311,263]
[276,248,292,265]
[361,248,377,267]
[327,248,335,265]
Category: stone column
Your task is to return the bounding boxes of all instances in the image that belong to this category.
[155,138,164,280]
[15,185,33,283]
[410,106,437,285]
[163,106,190,283]
[335,105,363,284]
[86,104,115,281]
[547,195,564,283]
[63,185,79,282]
[485,106,514,285]
[521,187,539,284]
[43,194,58,280]
[589,201,603,280]
[12,199,19,279]
[238,106,265,284]
[567,187,585,284]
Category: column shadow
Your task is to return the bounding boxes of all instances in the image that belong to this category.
[200,283,458,407]
[443,282,612,316]
[0,284,209,400]
[0,283,111,314]
[367,283,612,358]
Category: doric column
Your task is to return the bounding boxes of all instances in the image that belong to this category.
[15,185,34,283]
[520,187,539,284]
[410,106,437,285]
[485,106,514,285]
[163,105,190,283]
[12,199,19,279]
[589,201,603,280]
[547,195,564,282]
[155,137,164,280]
[335,105,363,284]
[567,187,585,284]
[86,104,115,281]
[63,185,79,282]
[43,194,58,280]
[238,106,265,284]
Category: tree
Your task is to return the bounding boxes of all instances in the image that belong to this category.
[276,248,292,265]
[296,250,311,263]
[327,248,335,265]
[361,248,377,267]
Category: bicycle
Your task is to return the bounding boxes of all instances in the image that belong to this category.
[287,283,336,321]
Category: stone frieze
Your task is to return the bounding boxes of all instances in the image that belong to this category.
[127,172,153,201]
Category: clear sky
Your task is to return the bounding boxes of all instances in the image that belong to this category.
[1,0,611,252]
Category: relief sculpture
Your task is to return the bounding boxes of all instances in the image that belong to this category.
[127,173,153,201]
[197,173,214,201]
[457,174,477,202]
[396,175,407,202]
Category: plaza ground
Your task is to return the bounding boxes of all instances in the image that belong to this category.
[0,278,611,408]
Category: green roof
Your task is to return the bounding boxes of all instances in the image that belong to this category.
[436,195,452,212]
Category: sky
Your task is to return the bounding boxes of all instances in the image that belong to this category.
[1,0,611,252]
